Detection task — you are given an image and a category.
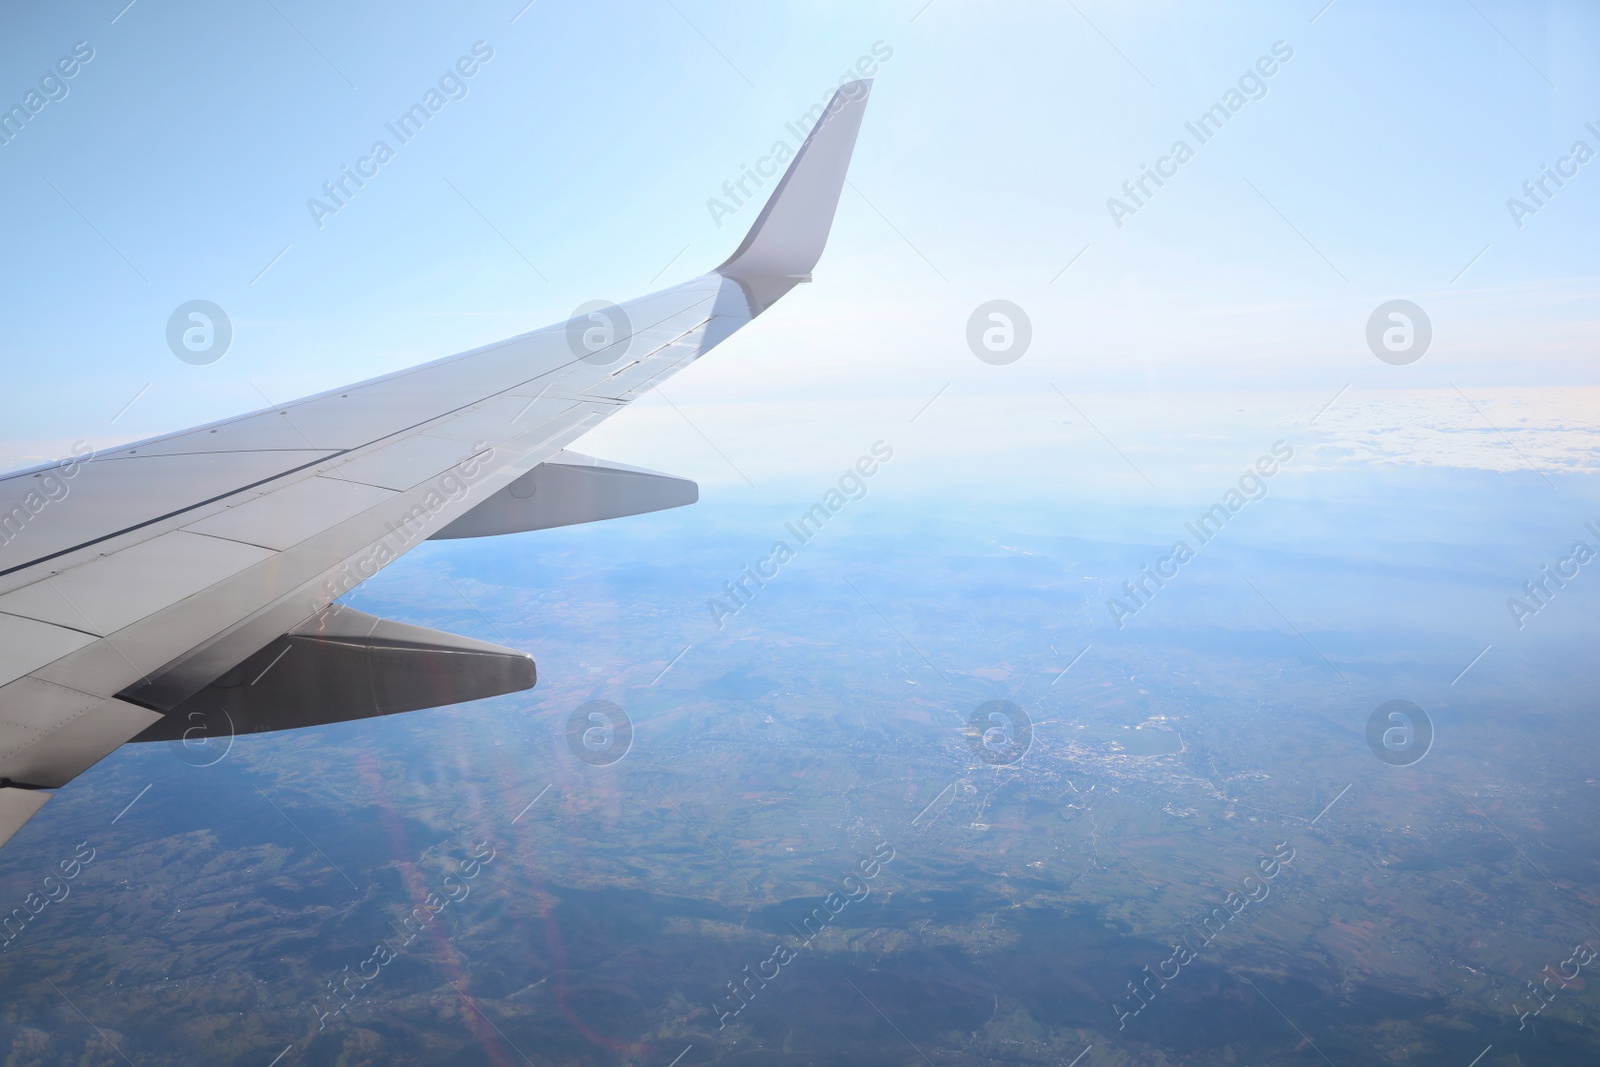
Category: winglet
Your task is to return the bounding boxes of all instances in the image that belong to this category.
[716,79,873,283]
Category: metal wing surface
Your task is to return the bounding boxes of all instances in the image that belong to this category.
[0,80,874,848]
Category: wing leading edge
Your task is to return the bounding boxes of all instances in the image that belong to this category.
[0,80,874,848]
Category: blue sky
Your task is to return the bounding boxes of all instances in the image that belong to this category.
[1,0,1597,493]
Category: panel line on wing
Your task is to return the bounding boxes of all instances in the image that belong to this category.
[81,449,337,465]
[1,285,722,581]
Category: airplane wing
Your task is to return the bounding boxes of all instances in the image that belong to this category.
[0,80,873,848]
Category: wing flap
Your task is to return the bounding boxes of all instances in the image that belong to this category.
[0,613,98,692]
[130,604,535,740]
[0,679,160,788]
[431,451,697,539]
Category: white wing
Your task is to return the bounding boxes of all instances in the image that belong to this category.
[0,80,873,848]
